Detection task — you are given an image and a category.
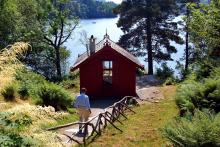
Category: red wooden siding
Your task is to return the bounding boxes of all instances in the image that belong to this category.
[79,45,137,99]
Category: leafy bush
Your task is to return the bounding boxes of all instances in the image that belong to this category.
[156,62,174,80]
[16,69,47,99]
[36,83,72,111]
[210,67,220,79]
[58,71,80,89]
[0,112,39,147]
[16,69,73,110]
[175,61,191,80]
[136,68,146,77]
[195,61,214,79]
[162,110,220,147]
[18,85,29,100]
[1,84,16,101]
[175,71,220,115]
[164,77,176,85]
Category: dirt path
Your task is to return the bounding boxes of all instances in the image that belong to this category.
[56,108,104,146]
[54,75,164,146]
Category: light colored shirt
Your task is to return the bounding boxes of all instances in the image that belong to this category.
[74,93,90,109]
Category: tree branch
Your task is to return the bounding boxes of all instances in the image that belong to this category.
[57,18,64,47]
[60,23,78,45]
[43,36,54,47]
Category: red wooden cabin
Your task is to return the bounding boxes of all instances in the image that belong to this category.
[70,34,143,99]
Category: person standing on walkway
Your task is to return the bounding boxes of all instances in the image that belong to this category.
[74,88,91,134]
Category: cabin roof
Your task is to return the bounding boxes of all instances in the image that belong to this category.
[70,35,144,71]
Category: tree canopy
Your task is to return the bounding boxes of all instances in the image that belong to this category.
[114,0,183,74]
[0,0,78,79]
[70,0,117,18]
[189,0,220,59]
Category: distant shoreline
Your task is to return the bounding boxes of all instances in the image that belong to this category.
[79,15,118,20]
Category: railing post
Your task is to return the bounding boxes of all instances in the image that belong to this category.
[63,96,138,145]
[83,123,87,146]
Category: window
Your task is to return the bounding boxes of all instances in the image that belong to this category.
[103,61,113,84]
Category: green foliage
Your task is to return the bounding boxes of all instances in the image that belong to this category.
[16,69,47,100]
[162,110,220,147]
[16,69,73,111]
[136,68,146,77]
[175,66,220,114]
[36,83,72,111]
[194,59,215,79]
[175,61,191,80]
[18,85,29,100]
[0,112,39,147]
[1,84,17,101]
[114,0,183,74]
[189,0,220,59]
[58,71,80,89]
[164,77,176,86]
[210,67,220,79]
[74,0,117,18]
[156,62,174,80]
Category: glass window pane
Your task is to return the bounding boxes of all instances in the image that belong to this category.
[110,61,112,69]
[103,61,113,69]
[103,61,108,69]
[103,61,113,84]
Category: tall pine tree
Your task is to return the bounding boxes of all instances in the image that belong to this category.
[114,0,183,74]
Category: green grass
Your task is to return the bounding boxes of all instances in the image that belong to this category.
[87,86,178,147]
[41,109,79,130]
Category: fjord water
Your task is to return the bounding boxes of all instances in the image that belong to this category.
[65,17,184,73]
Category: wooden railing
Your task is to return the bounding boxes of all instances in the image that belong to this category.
[64,96,140,145]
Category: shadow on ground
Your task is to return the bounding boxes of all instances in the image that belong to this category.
[136,75,163,90]
[90,98,120,109]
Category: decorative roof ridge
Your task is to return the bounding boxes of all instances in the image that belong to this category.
[70,34,144,71]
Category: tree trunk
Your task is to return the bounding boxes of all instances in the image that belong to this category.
[146,18,153,75]
[55,47,62,78]
[185,27,189,71]
[185,7,190,71]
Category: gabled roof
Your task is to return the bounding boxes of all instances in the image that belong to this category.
[70,34,144,71]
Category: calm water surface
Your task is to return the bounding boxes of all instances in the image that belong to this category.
[65,17,184,73]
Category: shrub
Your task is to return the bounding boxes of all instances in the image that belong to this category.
[162,110,220,147]
[136,68,146,76]
[164,77,176,85]
[175,75,220,115]
[36,83,72,111]
[18,85,29,100]
[1,84,16,101]
[0,112,39,147]
[16,69,74,110]
[66,71,80,80]
[210,67,220,79]
[175,61,191,80]
[58,71,80,89]
[156,62,174,80]
[59,79,77,89]
[16,69,47,100]
[194,60,215,80]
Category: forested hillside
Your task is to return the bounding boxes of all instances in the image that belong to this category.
[0,0,117,80]
[72,0,117,18]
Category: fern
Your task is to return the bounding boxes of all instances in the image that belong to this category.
[162,110,220,146]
